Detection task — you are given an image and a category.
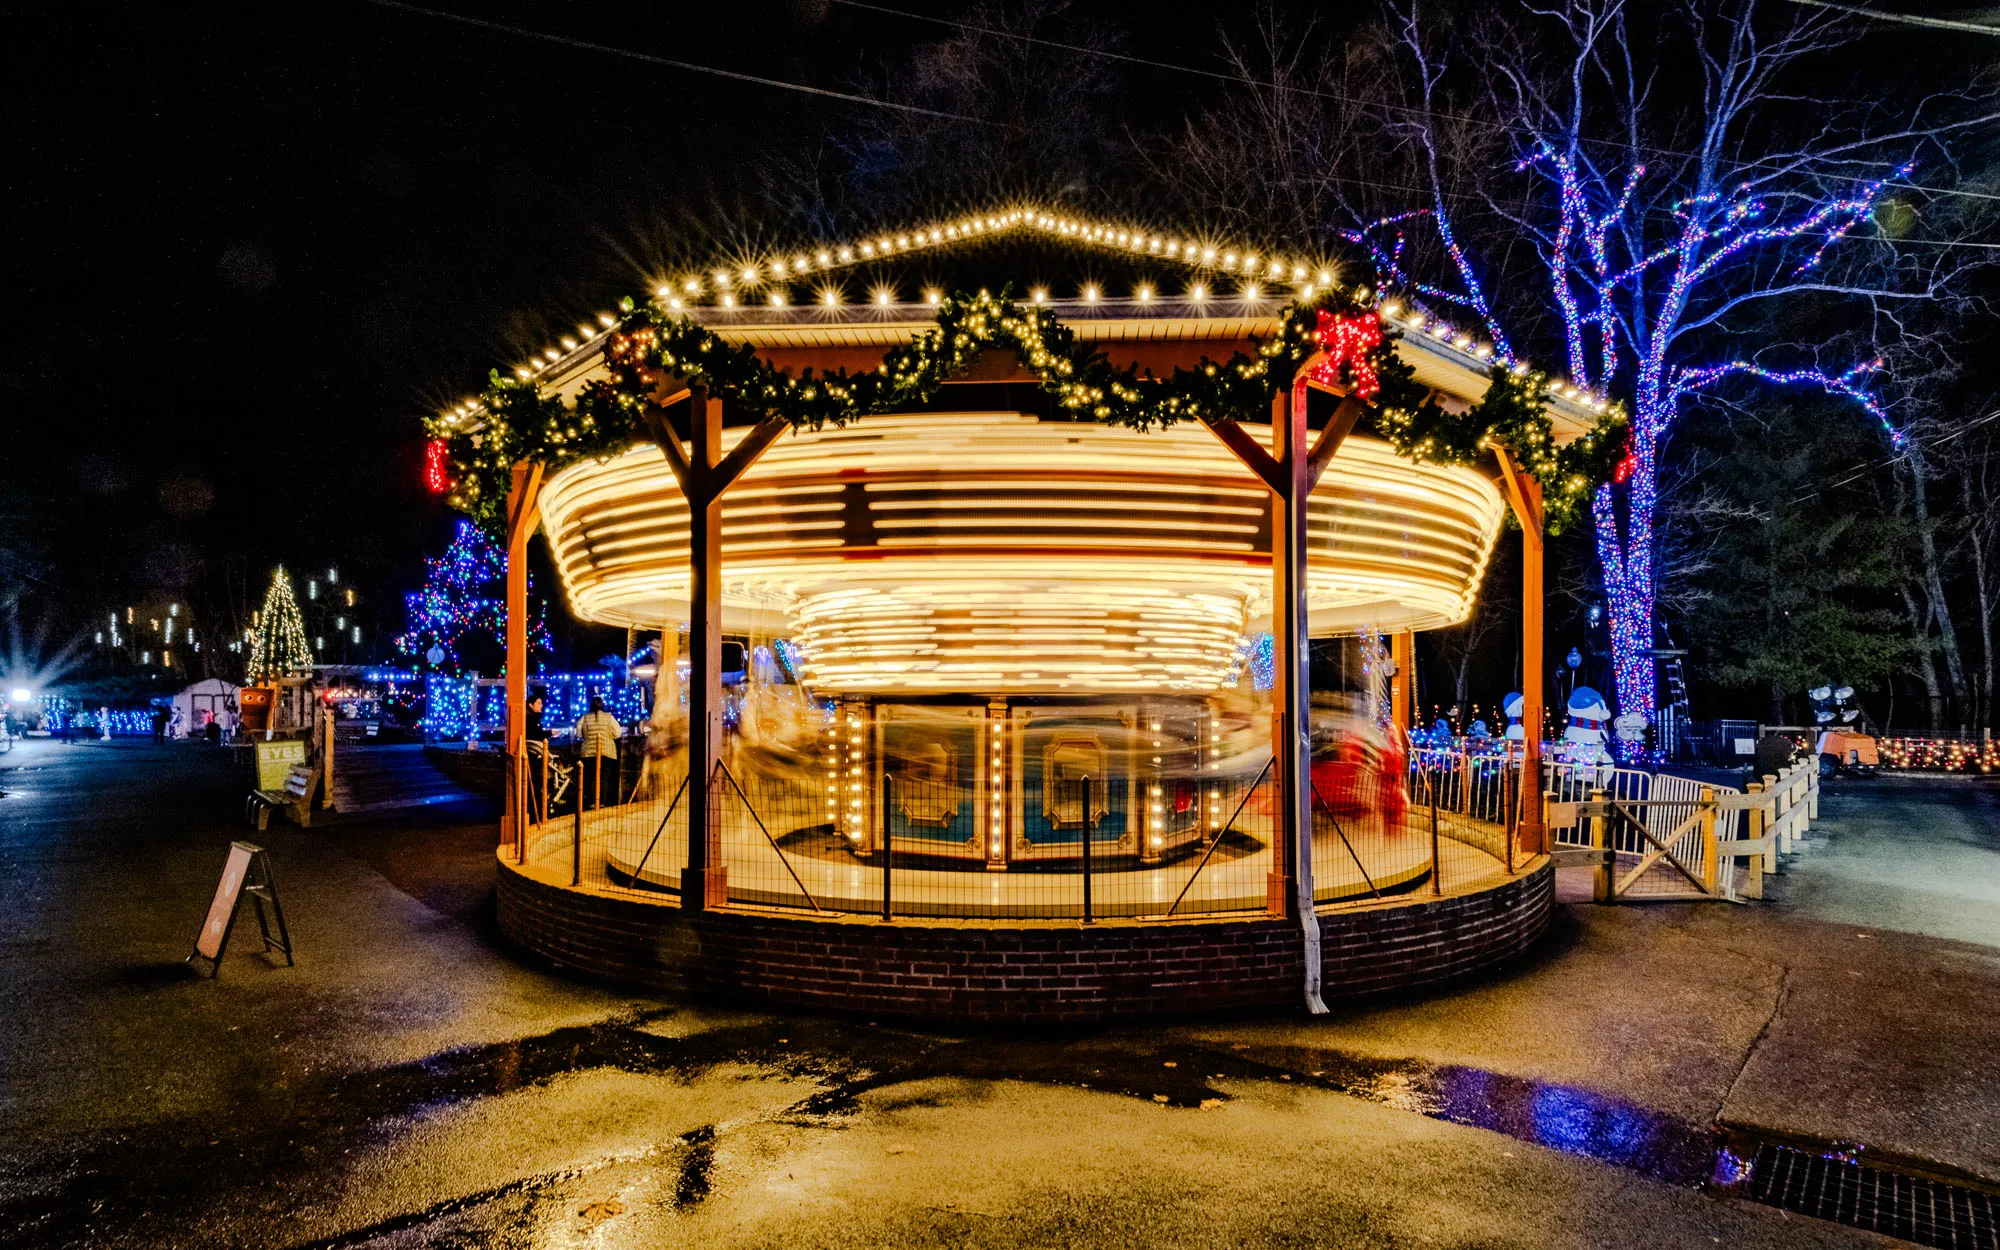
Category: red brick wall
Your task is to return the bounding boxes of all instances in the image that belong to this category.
[496,861,1553,1023]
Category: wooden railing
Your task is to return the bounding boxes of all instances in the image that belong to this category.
[1545,759,1820,902]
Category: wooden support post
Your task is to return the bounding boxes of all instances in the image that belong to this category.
[502,460,544,860]
[1200,383,1351,1015]
[1589,786,1614,903]
[321,708,336,811]
[684,389,727,911]
[1270,388,1325,1013]
[1700,785,1719,896]
[1772,770,1791,854]
[1391,631,1414,736]
[637,381,791,912]
[1745,781,1767,900]
[1761,773,1781,872]
[1494,448,1546,855]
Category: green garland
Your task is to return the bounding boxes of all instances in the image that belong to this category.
[428,289,1622,533]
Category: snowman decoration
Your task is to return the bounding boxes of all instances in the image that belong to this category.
[1502,692,1525,743]
[1562,686,1613,767]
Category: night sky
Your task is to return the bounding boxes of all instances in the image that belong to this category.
[13,2,1992,716]
[12,1,1030,665]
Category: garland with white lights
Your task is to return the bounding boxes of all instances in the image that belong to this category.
[427,290,1622,533]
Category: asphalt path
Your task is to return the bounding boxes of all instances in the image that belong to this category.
[1,739,1994,1248]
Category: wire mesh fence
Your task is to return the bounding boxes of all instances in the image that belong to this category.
[516,725,1533,919]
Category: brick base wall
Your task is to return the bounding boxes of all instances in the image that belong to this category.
[496,858,1553,1023]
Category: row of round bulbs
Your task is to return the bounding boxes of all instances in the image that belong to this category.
[439,201,1615,424]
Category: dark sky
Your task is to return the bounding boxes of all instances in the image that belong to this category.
[9,1,976,660]
[12,0,1993,696]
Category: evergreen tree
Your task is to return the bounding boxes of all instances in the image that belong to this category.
[395,520,550,675]
[1681,401,1910,724]
[248,566,314,682]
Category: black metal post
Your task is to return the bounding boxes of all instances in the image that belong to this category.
[1080,776,1093,923]
[1429,767,1442,896]
[881,774,893,922]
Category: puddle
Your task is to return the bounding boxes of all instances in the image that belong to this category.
[4,1011,1919,1248]
[1224,1044,1721,1185]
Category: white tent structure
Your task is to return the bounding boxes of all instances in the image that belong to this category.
[171,678,239,739]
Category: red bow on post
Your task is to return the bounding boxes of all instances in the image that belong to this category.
[1304,309,1383,401]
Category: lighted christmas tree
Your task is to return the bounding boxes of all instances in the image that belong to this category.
[395,520,550,674]
[248,566,314,682]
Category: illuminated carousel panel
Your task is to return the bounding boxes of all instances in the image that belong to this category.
[537,412,1506,694]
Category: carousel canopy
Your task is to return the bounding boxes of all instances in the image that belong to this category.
[442,202,1614,696]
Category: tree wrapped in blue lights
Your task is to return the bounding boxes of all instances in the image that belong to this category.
[1342,3,1991,719]
[396,520,550,675]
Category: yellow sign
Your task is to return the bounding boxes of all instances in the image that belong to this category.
[254,738,306,790]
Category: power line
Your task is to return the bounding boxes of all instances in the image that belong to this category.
[1785,0,2000,36]
[358,0,1002,125]
[829,0,2000,205]
[1789,405,2000,503]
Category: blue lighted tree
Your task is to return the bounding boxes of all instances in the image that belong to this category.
[396,520,550,675]
[1334,1,1996,717]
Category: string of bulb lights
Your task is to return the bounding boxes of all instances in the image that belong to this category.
[429,201,1621,436]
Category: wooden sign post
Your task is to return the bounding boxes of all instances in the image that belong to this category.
[187,841,294,978]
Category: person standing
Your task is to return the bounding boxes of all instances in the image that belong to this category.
[524,690,553,817]
[574,696,623,810]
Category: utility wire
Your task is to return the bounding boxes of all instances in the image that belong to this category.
[1789,405,2000,503]
[1785,0,2000,36]
[359,0,1002,125]
[829,0,2000,206]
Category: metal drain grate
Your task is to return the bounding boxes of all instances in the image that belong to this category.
[1748,1143,1999,1249]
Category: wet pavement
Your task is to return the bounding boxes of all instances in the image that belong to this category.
[2,739,1996,1247]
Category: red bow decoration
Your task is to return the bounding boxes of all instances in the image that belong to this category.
[1612,440,1636,485]
[1305,309,1383,400]
[424,439,451,494]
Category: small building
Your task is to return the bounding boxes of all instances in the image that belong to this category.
[170,678,239,738]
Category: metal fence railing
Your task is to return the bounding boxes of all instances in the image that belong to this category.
[515,733,1532,920]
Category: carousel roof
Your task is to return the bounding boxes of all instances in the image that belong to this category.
[448,201,1615,441]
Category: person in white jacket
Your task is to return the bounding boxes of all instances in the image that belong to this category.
[574,696,624,809]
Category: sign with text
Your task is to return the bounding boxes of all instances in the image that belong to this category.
[254,738,306,790]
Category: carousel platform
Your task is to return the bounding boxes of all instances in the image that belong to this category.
[528,805,1504,917]
[495,797,1549,1023]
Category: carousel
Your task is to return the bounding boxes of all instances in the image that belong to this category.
[434,203,1621,1017]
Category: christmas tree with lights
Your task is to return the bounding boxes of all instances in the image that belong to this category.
[396,520,549,674]
[248,566,314,682]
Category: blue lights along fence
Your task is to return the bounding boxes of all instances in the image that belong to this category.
[415,672,647,741]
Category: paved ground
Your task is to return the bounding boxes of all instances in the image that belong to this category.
[1,739,1996,1248]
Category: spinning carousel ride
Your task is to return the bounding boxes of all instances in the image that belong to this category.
[427,203,1619,1018]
